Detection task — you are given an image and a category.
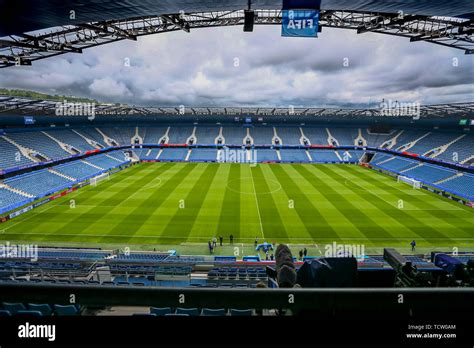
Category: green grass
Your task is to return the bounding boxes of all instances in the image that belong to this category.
[0,163,473,255]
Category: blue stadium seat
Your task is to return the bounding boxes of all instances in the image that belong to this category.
[201,308,226,316]
[175,308,199,316]
[2,302,26,314]
[54,304,79,316]
[230,309,254,316]
[28,303,53,316]
[150,307,173,316]
[16,310,43,317]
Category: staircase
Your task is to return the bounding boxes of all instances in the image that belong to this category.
[1,135,48,162]
[381,130,404,149]
[397,132,431,152]
[49,169,76,181]
[0,183,34,198]
[430,134,467,158]
[82,159,103,170]
[435,173,463,185]
[42,131,77,154]
[354,128,367,146]
[158,127,170,145]
[326,128,338,146]
[96,128,119,147]
[272,127,282,145]
[185,149,192,161]
[299,127,311,145]
[72,129,102,149]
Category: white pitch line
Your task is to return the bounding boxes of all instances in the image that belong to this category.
[250,166,265,240]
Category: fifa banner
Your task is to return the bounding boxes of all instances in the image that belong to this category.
[281,10,320,37]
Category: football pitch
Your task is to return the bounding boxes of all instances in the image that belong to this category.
[1,162,473,254]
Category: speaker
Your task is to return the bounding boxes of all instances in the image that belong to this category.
[243,10,255,32]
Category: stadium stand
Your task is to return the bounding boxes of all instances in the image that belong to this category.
[402,164,456,184]
[141,127,168,144]
[167,127,194,144]
[159,148,188,161]
[5,170,73,198]
[48,129,96,152]
[250,127,274,145]
[6,131,71,159]
[189,149,217,161]
[277,127,302,145]
[53,161,102,181]
[373,156,419,172]
[363,130,394,148]
[222,127,247,145]
[405,132,459,155]
[280,149,309,162]
[330,128,358,146]
[435,134,474,163]
[256,149,279,161]
[84,153,125,169]
[394,130,430,150]
[141,148,160,160]
[195,127,219,144]
[0,126,471,171]
[437,174,474,199]
[0,187,30,212]
[303,127,329,145]
[75,128,106,147]
[100,127,134,146]
[0,137,33,170]
[310,150,340,162]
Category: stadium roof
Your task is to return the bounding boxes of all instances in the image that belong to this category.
[1,95,473,119]
[1,0,473,36]
[0,1,473,68]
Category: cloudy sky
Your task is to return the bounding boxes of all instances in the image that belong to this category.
[0,25,473,108]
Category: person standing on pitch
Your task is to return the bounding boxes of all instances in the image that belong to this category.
[303,248,308,258]
[219,236,223,247]
[212,237,217,249]
[230,234,234,245]
[410,240,416,252]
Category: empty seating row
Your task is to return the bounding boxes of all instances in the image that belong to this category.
[1,302,81,316]
[149,307,253,316]
[437,174,474,200]
[0,137,33,170]
[403,164,456,184]
[5,170,72,197]
[54,161,101,181]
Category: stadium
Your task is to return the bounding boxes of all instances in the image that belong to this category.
[0,0,473,344]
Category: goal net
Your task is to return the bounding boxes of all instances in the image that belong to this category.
[397,175,421,189]
[90,172,110,186]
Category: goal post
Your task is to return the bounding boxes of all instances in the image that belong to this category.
[397,175,421,189]
[90,172,110,186]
